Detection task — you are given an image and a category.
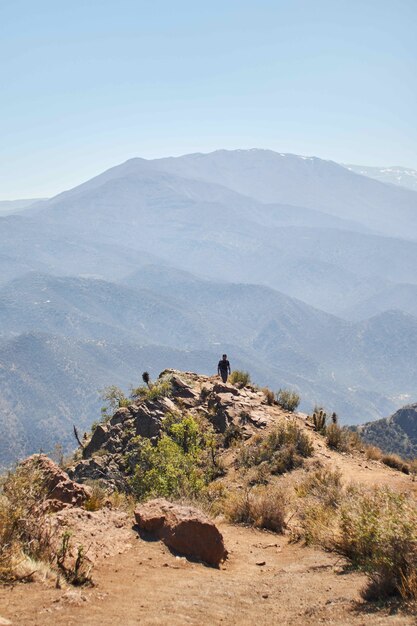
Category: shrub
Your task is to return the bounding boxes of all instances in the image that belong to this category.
[0,464,49,581]
[326,423,349,451]
[101,385,130,414]
[276,388,300,412]
[365,445,383,461]
[381,453,410,474]
[131,378,173,402]
[57,532,92,587]
[225,485,287,533]
[238,421,313,474]
[129,414,214,500]
[84,481,107,511]
[293,469,343,547]
[223,423,243,448]
[261,387,275,405]
[336,487,417,600]
[229,370,251,387]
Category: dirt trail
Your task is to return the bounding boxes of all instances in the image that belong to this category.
[1,522,414,626]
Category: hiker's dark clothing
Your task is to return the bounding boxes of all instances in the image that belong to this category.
[218,359,230,383]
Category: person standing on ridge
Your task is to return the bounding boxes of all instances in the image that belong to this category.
[218,354,231,383]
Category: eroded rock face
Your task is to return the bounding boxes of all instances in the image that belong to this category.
[134,498,228,567]
[68,455,127,491]
[21,454,91,508]
[134,397,177,438]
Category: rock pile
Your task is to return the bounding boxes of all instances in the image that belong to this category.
[21,454,91,510]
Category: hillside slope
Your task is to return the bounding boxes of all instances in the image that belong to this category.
[358,403,417,459]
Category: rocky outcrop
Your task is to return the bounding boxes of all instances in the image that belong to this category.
[135,397,177,438]
[70,370,283,488]
[134,498,228,567]
[68,455,127,491]
[21,454,91,508]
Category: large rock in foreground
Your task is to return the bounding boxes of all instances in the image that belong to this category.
[21,454,91,508]
[134,498,228,567]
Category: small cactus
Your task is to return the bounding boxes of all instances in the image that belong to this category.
[312,409,327,433]
[331,411,338,424]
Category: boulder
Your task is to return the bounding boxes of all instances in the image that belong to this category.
[134,498,228,567]
[21,455,91,508]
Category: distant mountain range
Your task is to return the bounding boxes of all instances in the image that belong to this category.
[345,165,417,192]
[1,149,417,467]
[0,198,46,215]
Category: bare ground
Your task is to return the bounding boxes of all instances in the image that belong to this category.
[1,518,415,626]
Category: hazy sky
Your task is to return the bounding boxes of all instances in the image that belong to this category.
[1,0,416,198]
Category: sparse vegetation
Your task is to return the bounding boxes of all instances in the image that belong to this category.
[336,487,417,601]
[311,408,327,433]
[57,532,92,587]
[276,388,300,412]
[131,377,173,402]
[365,445,383,461]
[84,481,107,511]
[326,422,349,451]
[229,370,251,387]
[225,485,288,533]
[381,453,410,474]
[261,387,275,405]
[223,423,243,448]
[238,420,313,475]
[0,464,50,581]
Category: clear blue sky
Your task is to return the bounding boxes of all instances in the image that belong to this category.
[1,0,416,198]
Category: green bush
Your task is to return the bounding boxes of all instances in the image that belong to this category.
[129,414,215,500]
[238,420,313,475]
[229,370,251,386]
[131,378,173,402]
[276,389,300,412]
[100,385,130,421]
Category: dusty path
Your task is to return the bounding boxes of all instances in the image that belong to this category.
[1,523,414,626]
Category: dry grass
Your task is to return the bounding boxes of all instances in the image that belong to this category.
[225,485,288,533]
[381,453,410,474]
[261,387,275,406]
[336,487,417,601]
[292,468,417,602]
[84,481,108,512]
[0,464,54,582]
[325,423,349,451]
[365,445,383,461]
[0,464,93,585]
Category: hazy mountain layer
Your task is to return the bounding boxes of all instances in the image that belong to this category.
[345,165,417,192]
[1,149,417,466]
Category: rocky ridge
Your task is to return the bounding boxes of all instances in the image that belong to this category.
[69,370,284,490]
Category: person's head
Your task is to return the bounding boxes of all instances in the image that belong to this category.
[222,354,227,360]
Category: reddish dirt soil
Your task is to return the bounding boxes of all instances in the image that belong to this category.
[1,520,415,626]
